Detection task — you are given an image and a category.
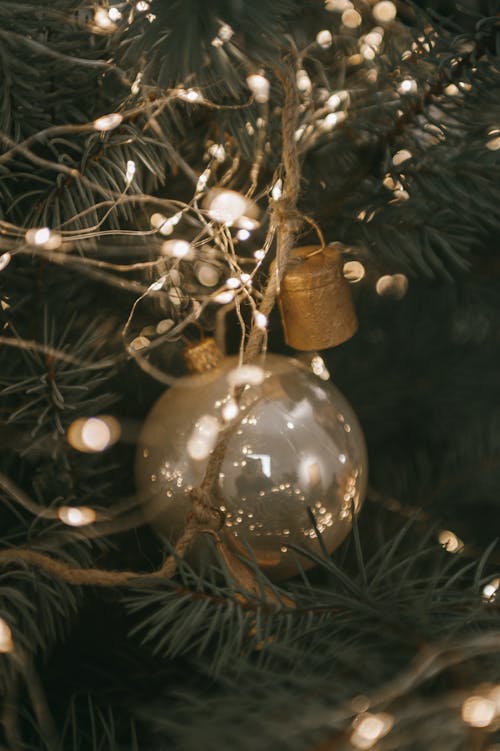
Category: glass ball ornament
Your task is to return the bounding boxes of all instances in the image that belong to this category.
[136,354,368,580]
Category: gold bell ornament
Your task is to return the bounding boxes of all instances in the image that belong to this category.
[276,245,358,351]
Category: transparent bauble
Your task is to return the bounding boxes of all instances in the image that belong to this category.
[136,354,368,580]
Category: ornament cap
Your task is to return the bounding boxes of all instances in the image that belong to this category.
[276,244,358,351]
[184,337,224,374]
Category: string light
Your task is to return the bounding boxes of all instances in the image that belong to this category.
[168,288,184,307]
[136,1,150,11]
[311,355,330,380]
[482,577,500,602]
[398,78,418,95]
[94,8,117,31]
[125,160,136,184]
[237,229,251,241]
[130,336,150,350]
[208,144,226,162]
[342,9,362,29]
[0,619,13,653]
[247,73,270,104]
[0,253,11,272]
[376,274,408,299]
[438,529,464,554]
[108,7,122,22]
[271,179,283,201]
[178,88,203,103]
[392,149,412,166]
[206,190,255,226]
[212,23,234,47]
[254,249,266,261]
[351,712,394,749]
[253,311,268,329]
[325,0,353,11]
[161,239,192,259]
[214,290,235,304]
[25,227,62,250]
[58,506,97,527]
[93,113,123,131]
[343,260,365,282]
[323,111,346,130]
[148,277,166,292]
[196,264,220,287]
[316,30,333,48]
[373,1,397,23]
[296,69,312,93]
[187,415,220,460]
[228,364,266,387]
[486,128,500,151]
[462,696,496,728]
[327,90,349,110]
[156,319,174,335]
[67,416,121,453]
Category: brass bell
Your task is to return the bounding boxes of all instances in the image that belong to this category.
[276,245,358,351]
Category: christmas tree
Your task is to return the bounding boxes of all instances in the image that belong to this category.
[1,0,500,748]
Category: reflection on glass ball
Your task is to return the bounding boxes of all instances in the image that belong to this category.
[136,354,368,580]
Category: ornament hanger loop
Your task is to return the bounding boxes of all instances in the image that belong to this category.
[302,216,326,258]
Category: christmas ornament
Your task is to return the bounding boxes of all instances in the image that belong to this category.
[276,245,358,351]
[136,354,367,580]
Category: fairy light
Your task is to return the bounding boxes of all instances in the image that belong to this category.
[67,416,121,453]
[108,7,122,21]
[271,179,283,201]
[221,399,240,422]
[296,69,312,93]
[253,311,268,329]
[343,260,365,282]
[311,355,330,380]
[212,22,234,47]
[325,0,353,11]
[58,506,97,527]
[240,273,251,285]
[487,128,500,151]
[327,90,349,111]
[206,190,251,226]
[25,227,62,250]
[254,249,266,261]
[156,319,174,335]
[196,264,220,287]
[94,8,117,30]
[131,72,142,95]
[0,619,13,653]
[130,336,150,350]
[237,229,251,241]
[246,73,270,104]
[196,169,210,193]
[393,149,412,166]
[373,1,396,23]
[316,30,333,48]
[214,290,235,304]
[125,160,136,184]
[161,239,192,259]
[168,288,184,307]
[178,88,203,103]
[208,144,226,162]
[482,577,500,602]
[351,712,394,750]
[398,78,418,95]
[438,529,464,554]
[94,113,123,131]
[462,696,496,728]
[136,1,150,11]
[0,253,11,272]
[149,277,166,292]
[151,212,182,236]
[323,111,346,130]
[226,277,241,289]
[342,9,362,29]
[376,274,408,299]
[228,364,265,388]
[187,415,220,461]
